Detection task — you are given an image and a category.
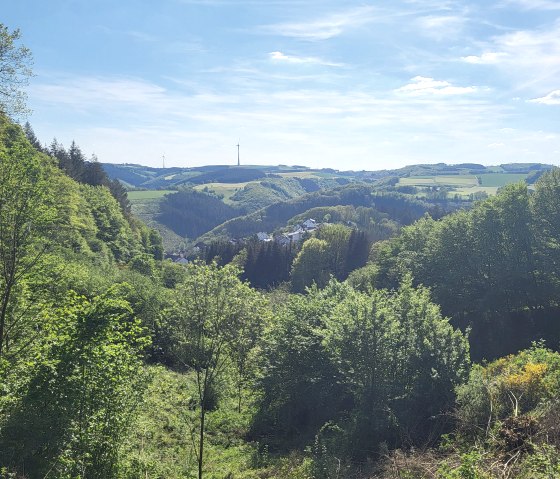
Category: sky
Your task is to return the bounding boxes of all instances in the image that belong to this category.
[3,0,560,170]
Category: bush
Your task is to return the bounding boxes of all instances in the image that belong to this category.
[456,344,560,436]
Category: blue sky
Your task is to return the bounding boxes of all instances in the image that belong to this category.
[3,0,560,169]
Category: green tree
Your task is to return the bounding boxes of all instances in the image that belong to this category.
[23,121,42,152]
[316,223,352,280]
[0,117,57,358]
[0,286,150,477]
[291,237,330,292]
[324,277,469,456]
[0,24,33,118]
[531,168,560,300]
[252,281,352,446]
[169,262,268,479]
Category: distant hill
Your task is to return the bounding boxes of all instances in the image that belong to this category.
[101,161,556,251]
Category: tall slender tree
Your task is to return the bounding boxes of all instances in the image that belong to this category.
[0,24,33,118]
[169,262,268,479]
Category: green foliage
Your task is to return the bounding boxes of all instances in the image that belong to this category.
[368,177,560,360]
[456,345,560,434]
[291,225,369,292]
[325,277,469,456]
[437,451,488,479]
[0,115,58,357]
[0,287,150,478]
[0,24,32,118]
[201,186,436,243]
[231,177,307,212]
[289,205,399,242]
[252,281,351,446]
[159,187,238,239]
[253,278,468,459]
[82,184,141,262]
[241,240,296,289]
[168,262,270,478]
[291,237,331,292]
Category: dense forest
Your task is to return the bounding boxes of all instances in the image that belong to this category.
[3,110,560,477]
[2,23,560,479]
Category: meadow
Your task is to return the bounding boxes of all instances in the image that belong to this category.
[193,182,251,202]
[398,172,529,198]
[398,175,478,187]
[127,189,176,200]
[477,173,528,186]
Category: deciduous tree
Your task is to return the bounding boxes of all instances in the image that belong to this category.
[0,24,32,118]
[169,262,268,479]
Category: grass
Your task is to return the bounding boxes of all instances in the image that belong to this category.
[477,173,527,187]
[452,186,499,197]
[122,366,312,479]
[399,175,478,187]
[399,173,529,199]
[277,171,323,179]
[127,189,176,200]
[129,192,185,251]
[193,182,252,203]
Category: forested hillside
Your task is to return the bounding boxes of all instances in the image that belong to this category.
[105,161,548,253]
[2,105,560,478]
[2,21,560,478]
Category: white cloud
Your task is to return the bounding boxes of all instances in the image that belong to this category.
[395,76,477,95]
[269,51,344,67]
[32,77,167,107]
[31,72,560,170]
[529,90,560,105]
[462,52,508,64]
[461,21,560,93]
[260,6,376,41]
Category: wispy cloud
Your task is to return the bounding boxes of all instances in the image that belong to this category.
[461,20,560,93]
[30,71,520,170]
[502,0,560,10]
[259,6,376,41]
[125,30,158,42]
[269,51,344,67]
[529,90,560,105]
[395,76,477,96]
[32,76,167,109]
[415,14,467,40]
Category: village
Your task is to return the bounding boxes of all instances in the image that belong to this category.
[171,218,321,264]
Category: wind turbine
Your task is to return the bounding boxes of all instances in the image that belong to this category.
[236,140,240,166]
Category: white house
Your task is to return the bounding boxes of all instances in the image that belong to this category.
[287,228,305,243]
[302,218,317,230]
[256,232,271,241]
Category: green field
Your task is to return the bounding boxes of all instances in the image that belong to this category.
[477,173,527,187]
[452,186,499,198]
[400,173,528,191]
[399,175,478,187]
[193,182,251,202]
[127,189,176,200]
[278,171,323,179]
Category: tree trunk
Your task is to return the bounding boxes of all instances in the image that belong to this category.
[0,280,14,358]
[198,406,205,479]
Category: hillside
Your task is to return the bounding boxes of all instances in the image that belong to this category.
[3,112,560,479]
[103,161,553,253]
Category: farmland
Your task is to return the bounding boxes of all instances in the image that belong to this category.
[477,173,527,186]
[193,182,250,202]
[398,172,529,198]
[399,175,478,187]
[127,189,176,200]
